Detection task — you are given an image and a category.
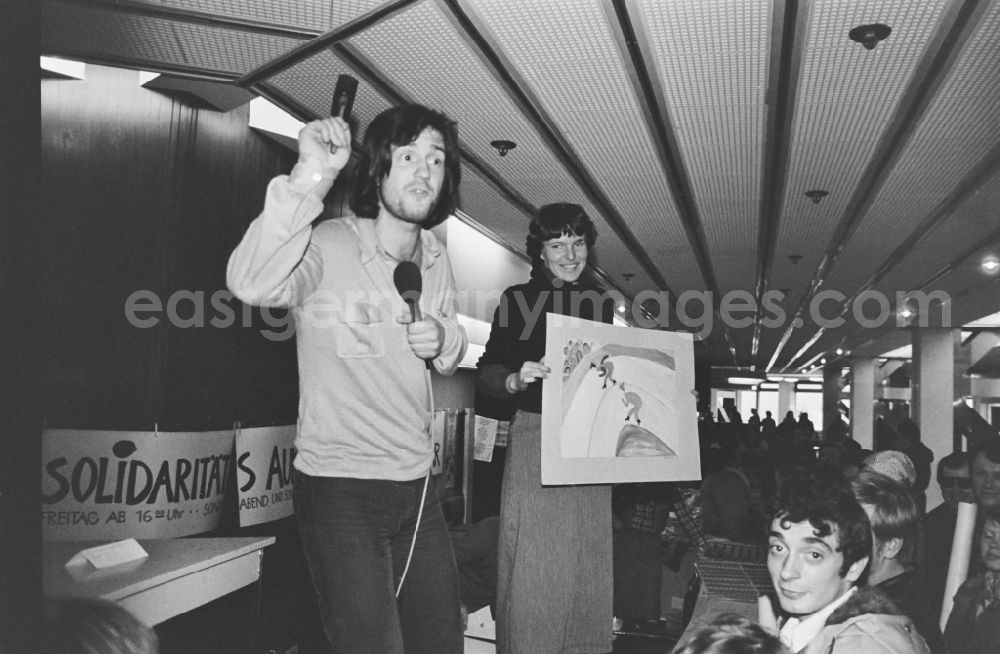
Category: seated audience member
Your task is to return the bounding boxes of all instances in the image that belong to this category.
[672,613,790,654]
[41,597,159,654]
[760,472,930,654]
[942,505,1000,654]
[918,451,972,615]
[850,470,944,653]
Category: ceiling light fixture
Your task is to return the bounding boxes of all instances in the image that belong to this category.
[490,139,516,157]
[849,23,891,50]
[788,254,803,265]
[804,189,829,204]
[982,257,1000,273]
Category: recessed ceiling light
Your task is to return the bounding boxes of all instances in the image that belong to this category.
[982,257,1000,273]
[490,140,516,156]
[849,23,891,50]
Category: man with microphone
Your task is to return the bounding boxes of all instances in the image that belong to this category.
[227,103,467,654]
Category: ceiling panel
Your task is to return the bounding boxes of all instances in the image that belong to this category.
[41,2,304,76]
[139,0,382,31]
[774,0,952,297]
[872,169,1000,299]
[457,165,535,252]
[466,0,706,294]
[265,49,396,129]
[636,0,769,295]
[824,0,1000,297]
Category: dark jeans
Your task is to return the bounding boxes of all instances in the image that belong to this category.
[293,470,463,654]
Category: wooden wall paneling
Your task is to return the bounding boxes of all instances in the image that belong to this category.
[40,64,299,431]
[41,65,182,428]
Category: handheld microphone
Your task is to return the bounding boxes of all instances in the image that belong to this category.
[393,261,431,369]
[330,74,359,120]
[393,261,423,321]
[328,74,358,157]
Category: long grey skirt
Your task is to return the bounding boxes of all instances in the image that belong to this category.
[496,411,613,654]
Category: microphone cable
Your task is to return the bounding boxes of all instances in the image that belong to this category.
[395,315,436,598]
[395,470,430,598]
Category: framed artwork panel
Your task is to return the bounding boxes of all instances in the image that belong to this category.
[541,315,701,485]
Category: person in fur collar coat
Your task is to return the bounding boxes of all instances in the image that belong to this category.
[800,586,931,654]
[759,472,930,654]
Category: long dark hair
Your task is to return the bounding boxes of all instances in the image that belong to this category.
[348,104,461,228]
[526,203,597,279]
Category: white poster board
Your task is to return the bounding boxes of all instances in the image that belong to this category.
[41,428,234,540]
[541,315,700,485]
[235,425,296,527]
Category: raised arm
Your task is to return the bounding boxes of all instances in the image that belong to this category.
[226,117,352,307]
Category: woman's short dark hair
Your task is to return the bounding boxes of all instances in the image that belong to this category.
[348,104,460,228]
[525,203,598,271]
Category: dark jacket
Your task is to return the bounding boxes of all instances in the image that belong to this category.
[874,569,944,654]
[918,503,957,616]
[943,574,1000,654]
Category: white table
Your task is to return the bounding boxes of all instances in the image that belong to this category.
[43,537,275,626]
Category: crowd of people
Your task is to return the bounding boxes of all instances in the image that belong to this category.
[665,417,1000,654]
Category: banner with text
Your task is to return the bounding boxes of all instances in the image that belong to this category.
[42,428,235,541]
[235,425,296,527]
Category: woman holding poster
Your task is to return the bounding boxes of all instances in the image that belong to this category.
[477,203,614,654]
